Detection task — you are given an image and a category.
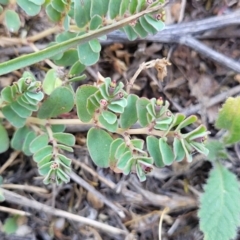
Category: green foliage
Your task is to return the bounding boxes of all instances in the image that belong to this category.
[4,10,21,32]
[205,140,228,162]
[0,175,5,202]
[215,97,240,144]
[1,72,43,127]
[0,0,166,75]
[2,216,18,234]
[42,69,62,95]
[87,128,113,168]
[198,163,240,240]
[0,123,9,153]
[17,0,42,16]
[37,87,74,119]
[29,130,74,185]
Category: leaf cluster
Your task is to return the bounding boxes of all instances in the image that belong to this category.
[76,79,209,181]
[0,0,166,75]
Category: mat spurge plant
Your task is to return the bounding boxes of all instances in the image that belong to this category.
[0,59,210,184]
[0,0,235,239]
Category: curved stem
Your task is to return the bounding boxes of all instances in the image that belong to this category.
[0,2,168,75]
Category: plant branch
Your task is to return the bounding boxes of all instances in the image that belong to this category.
[70,171,125,218]
[1,188,127,235]
[0,2,168,76]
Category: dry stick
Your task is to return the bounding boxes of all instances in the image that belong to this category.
[178,0,187,23]
[1,184,49,194]
[2,188,127,235]
[72,158,116,189]
[182,84,240,116]
[180,36,240,73]
[106,10,240,44]
[0,151,21,174]
[0,206,31,216]
[70,171,125,218]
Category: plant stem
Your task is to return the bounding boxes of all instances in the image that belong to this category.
[0,2,168,75]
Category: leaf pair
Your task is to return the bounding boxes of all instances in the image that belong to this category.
[87,128,153,181]
[1,72,43,127]
[30,131,75,184]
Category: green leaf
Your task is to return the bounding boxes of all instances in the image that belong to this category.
[198,163,240,240]
[147,136,164,167]
[4,10,21,33]
[56,168,70,183]
[109,0,121,19]
[74,0,91,28]
[76,85,98,122]
[89,15,103,30]
[115,142,128,160]
[122,25,138,41]
[0,124,9,153]
[0,189,5,202]
[2,217,18,234]
[87,128,113,168]
[205,140,228,162]
[120,94,138,129]
[2,105,26,128]
[120,0,129,16]
[109,138,124,168]
[90,0,103,17]
[133,21,148,38]
[0,0,9,4]
[139,15,158,35]
[42,69,62,95]
[22,131,37,156]
[107,103,124,113]
[99,114,118,132]
[38,162,52,176]
[190,141,209,156]
[159,138,174,165]
[11,126,31,150]
[69,61,85,76]
[176,115,198,130]
[17,96,38,111]
[30,133,49,154]
[33,146,53,162]
[173,138,185,162]
[51,0,65,12]
[117,150,132,170]
[1,86,13,103]
[144,14,165,31]
[136,162,146,182]
[54,49,79,66]
[28,0,44,5]
[46,3,61,22]
[38,154,52,167]
[52,132,75,146]
[131,139,144,150]
[17,0,41,16]
[57,144,73,152]
[78,42,100,66]
[58,154,72,167]
[136,97,151,127]
[37,87,74,119]
[129,0,138,14]
[215,97,240,144]
[51,124,66,133]
[56,32,77,43]
[89,39,101,53]
[101,110,117,124]
[11,101,32,118]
